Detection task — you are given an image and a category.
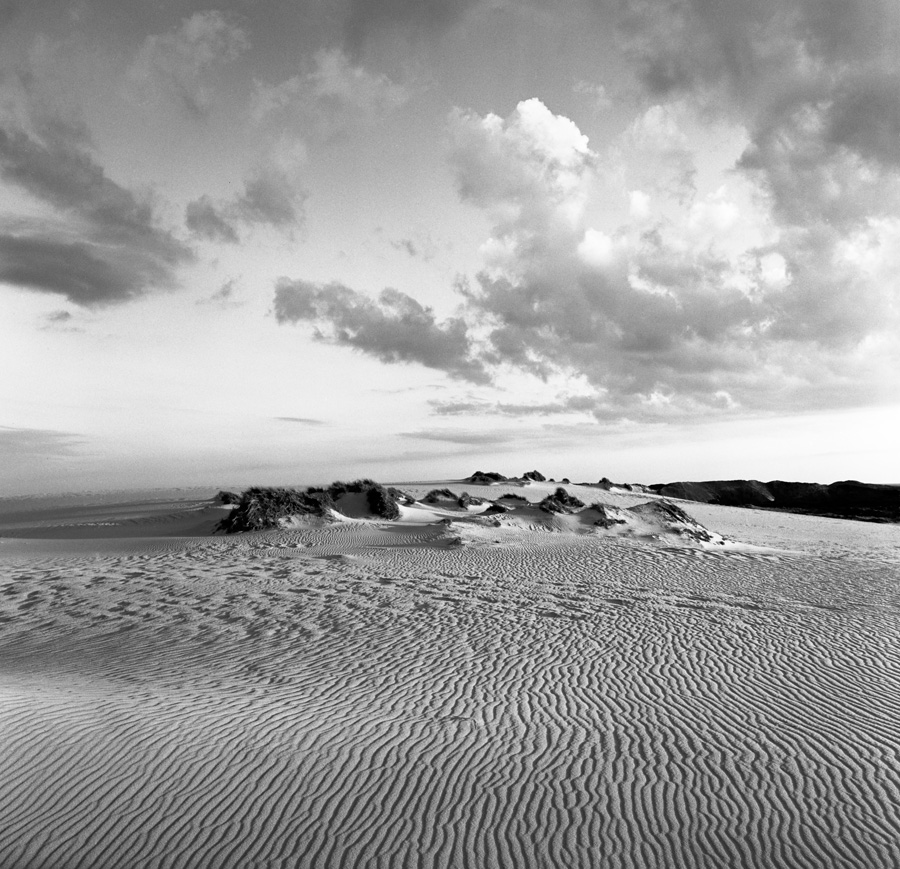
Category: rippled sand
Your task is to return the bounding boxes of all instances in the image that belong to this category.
[1,483,898,868]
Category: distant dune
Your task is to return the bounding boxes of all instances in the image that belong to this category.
[650,478,900,523]
[1,479,899,867]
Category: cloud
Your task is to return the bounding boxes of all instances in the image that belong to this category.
[431,395,601,417]
[185,195,239,244]
[269,91,899,419]
[0,122,192,304]
[236,169,305,230]
[128,11,249,117]
[0,425,84,458]
[252,48,408,138]
[622,103,696,202]
[609,0,900,227]
[449,97,594,225]
[186,155,307,241]
[343,0,478,53]
[274,416,326,426]
[197,278,241,307]
[40,308,81,331]
[390,232,437,260]
[398,428,516,446]
[238,3,900,424]
[442,96,897,418]
[185,171,307,242]
[0,234,150,303]
[273,278,490,383]
[392,238,418,257]
[573,79,612,110]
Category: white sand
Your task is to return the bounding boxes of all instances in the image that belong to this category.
[1,481,899,867]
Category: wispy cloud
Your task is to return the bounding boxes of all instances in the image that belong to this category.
[431,395,600,417]
[0,425,84,458]
[127,11,250,117]
[343,0,478,53]
[197,278,242,308]
[185,196,239,244]
[274,416,327,426]
[389,231,438,260]
[186,155,308,243]
[573,79,612,111]
[39,308,81,331]
[398,428,517,446]
[252,47,408,141]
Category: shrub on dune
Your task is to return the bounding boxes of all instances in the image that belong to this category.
[539,487,585,514]
[457,492,478,508]
[323,479,402,519]
[521,470,546,482]
[467,470,508,485]
[425,488,458,503]
[216,486,332,532]
[218,479,402,532]
[388,487,416,505]
[365,483,402,520]
[483,502,512,515]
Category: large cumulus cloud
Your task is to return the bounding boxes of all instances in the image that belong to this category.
[452,95,899,416]
[275,88,898,419]
[607,0,900,346]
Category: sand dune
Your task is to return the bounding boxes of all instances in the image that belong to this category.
[1,481,899,867]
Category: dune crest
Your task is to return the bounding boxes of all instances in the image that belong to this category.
[213,480,732,550]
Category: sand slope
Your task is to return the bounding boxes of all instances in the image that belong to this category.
[1,483,899,867]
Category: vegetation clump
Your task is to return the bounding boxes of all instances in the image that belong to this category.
[457,492,483,508]
[365,483,402,520]
[216,487,332,532]
[425,488,458,503]
[467,470,508,485]
[539,487,585,514]
[218,479,401,532]
[388,487,416,505]
[215,490,241,504]
[521,470,546,482]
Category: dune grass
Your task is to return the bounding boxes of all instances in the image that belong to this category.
[218,480,401,532]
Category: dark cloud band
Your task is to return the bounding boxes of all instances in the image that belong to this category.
[274,278,490,384]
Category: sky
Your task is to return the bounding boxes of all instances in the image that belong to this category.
[1,0,899,494]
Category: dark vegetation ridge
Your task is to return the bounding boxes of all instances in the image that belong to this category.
[218,480,402,533]
[649,479,900,523]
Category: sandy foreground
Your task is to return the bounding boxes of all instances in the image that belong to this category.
[0,480,898,868]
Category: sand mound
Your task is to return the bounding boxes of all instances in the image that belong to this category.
[1,487,899,866]
[453,488,730,547]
